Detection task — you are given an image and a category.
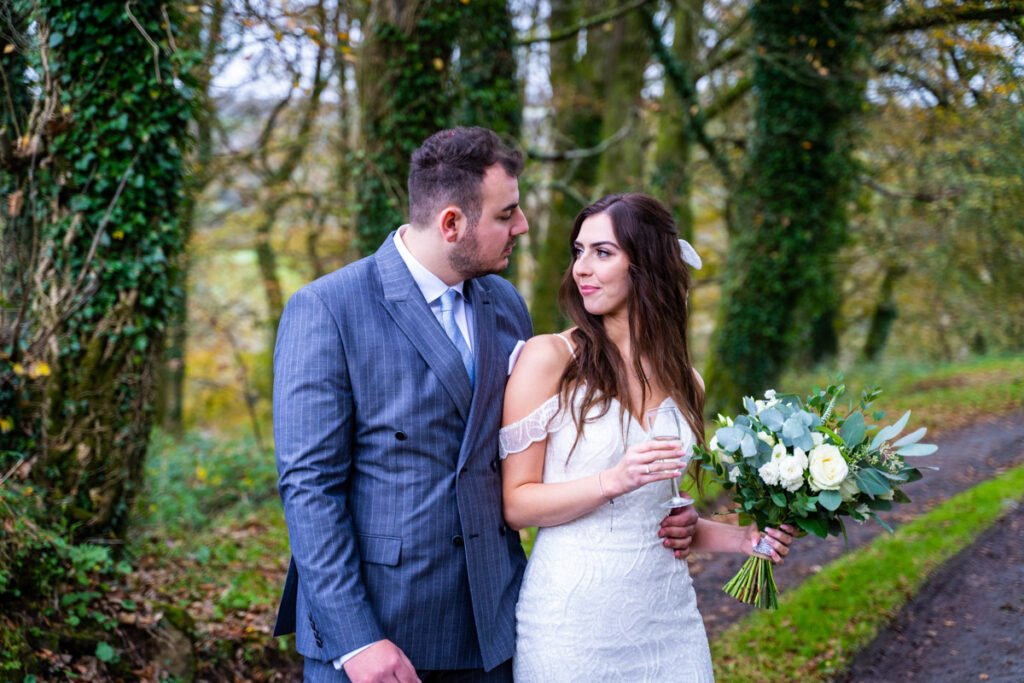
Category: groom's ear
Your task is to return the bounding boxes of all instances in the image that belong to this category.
[438,205,466,243]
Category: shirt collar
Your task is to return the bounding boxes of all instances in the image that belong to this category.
[394,226,466,304]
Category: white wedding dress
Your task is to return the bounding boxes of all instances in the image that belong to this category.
[500,380,715,682]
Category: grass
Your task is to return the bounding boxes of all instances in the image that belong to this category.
[709,462,1024,682]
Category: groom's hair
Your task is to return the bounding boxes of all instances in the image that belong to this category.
[408,127,523,230]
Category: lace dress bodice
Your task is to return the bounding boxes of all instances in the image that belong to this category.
[501,387,714,682]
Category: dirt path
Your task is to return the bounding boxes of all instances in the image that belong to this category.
[689,410,1024,639]
[838,501,1023,682]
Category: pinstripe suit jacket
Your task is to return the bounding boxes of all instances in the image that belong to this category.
[272,233,531,675]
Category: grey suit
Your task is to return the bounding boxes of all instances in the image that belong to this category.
[273,234,531,681]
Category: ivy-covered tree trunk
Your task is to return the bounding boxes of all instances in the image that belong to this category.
[354,1,462,253]
[0,0,193,541]
[594,9,646,193]
[650,0,703,240]
[704,0,867,414]
[530,0,613,334]
[455,0,521,139]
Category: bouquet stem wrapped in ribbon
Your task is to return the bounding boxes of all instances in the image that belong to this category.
[693,379,937,610]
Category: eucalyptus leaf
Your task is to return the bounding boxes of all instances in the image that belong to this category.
[740,434,757,458]
[854,468,891,496]
[795,516,829,538]
[743,396,758,415]
[782,415,808,442]
[869,511,894,534]
[716,427,744,452]
[760,407,785,431]
[770,491,787,508]
[818,489,842,511]
[896,443,938,456]
[794,431,814,452]
[870,410,911,449]
[840,412,866,447]
[893,427,927,448]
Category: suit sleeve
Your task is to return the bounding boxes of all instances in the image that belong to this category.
[273,286,384,660]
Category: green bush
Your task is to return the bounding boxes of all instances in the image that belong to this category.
[136,429,279,536]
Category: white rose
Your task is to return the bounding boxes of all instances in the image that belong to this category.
[728,466,740,483]
[757,431,775,447]
[771,443,787,461]
[778,457,805,492]
[808,444,848,491]
[758,460,781,486]
[811,432,824,447]
[791,446,808,470]
[839,475,859,502]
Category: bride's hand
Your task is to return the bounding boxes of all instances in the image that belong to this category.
[744,524,798,565]
[604,439,684,498]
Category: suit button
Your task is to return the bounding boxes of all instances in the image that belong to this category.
[395,431,408,441]
[452,535,464,547]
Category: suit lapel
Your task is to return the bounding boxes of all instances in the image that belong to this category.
[374,235,473,420]
[458,278,498,470]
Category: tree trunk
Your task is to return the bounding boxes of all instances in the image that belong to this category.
[861,264,906,362]
[354,1,462,253]
[651,0,703,241]
[0,1,193,541]
[704,0,868,415]
[531,0,614,334]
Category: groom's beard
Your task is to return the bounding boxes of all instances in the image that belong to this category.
[448,223,511,280]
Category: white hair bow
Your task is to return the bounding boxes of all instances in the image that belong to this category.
[678,239,702,270]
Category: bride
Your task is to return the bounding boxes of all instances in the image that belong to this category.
[500,193,795,682]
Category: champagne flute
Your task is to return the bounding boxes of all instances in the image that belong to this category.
[645,405,694,509]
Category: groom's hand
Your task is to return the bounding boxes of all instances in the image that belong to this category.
[343,639,420,683]
[659,505,699,560]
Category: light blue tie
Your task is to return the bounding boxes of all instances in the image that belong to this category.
[439,288,474,388]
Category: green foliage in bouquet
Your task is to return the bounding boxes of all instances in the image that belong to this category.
[693,378,937,609]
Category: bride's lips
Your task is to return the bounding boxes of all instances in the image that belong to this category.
[578,284,599,296]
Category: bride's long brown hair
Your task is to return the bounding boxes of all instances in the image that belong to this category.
[557,193,706,470]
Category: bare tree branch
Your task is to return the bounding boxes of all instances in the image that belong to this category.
[883,2,1024,35]
[526,113,635,161]
[641,7,736,186]
[516,0,657,46]
[861,175,964,202]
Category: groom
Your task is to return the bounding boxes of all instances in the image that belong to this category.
[272,127,699,682]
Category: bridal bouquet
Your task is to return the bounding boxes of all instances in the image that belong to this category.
[693,379,937,610]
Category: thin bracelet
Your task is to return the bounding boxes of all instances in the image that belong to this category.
[597,471,615,505]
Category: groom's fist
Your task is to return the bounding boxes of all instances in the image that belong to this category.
[344,639,420,683]
[659,505,699,559]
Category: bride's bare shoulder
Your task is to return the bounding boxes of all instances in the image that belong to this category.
[513,333,574,379]
[504,333,575,422]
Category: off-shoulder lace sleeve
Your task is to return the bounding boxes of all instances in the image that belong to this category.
[499,393,561,459]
